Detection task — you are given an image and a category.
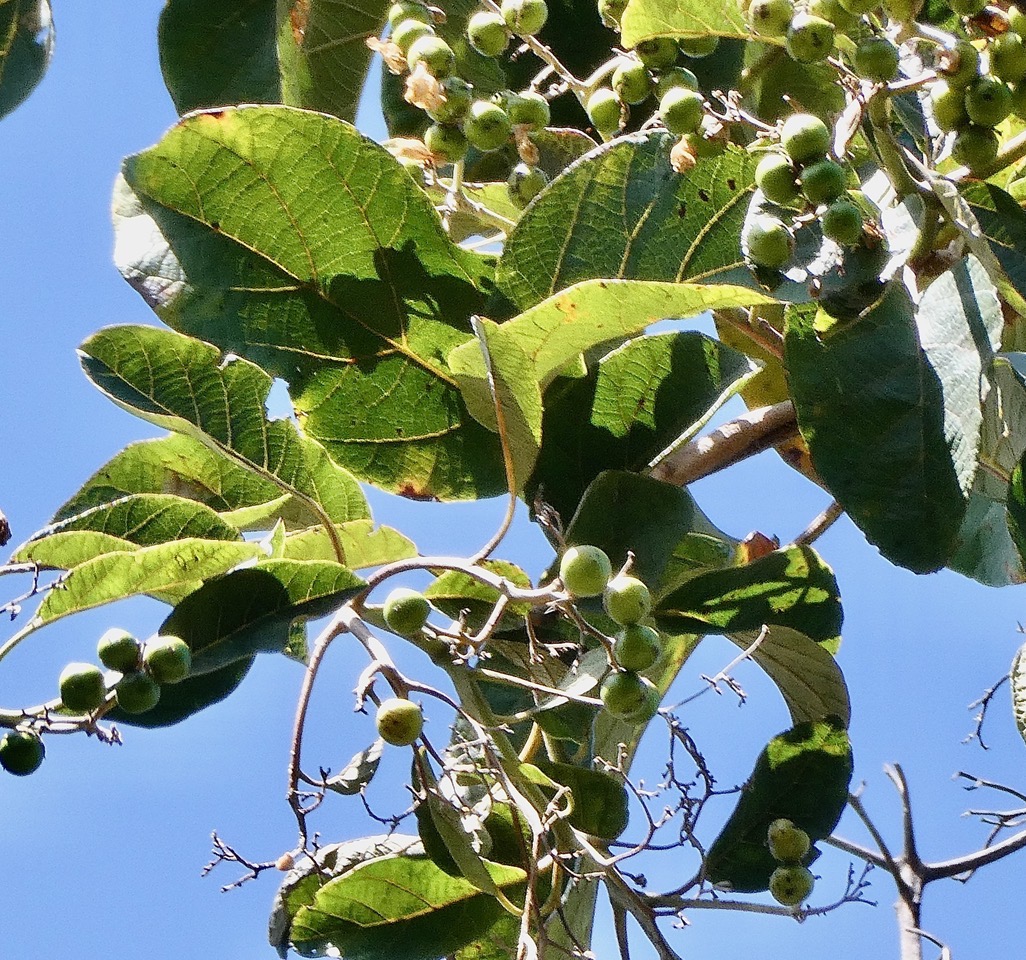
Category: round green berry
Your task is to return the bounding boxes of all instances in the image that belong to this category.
[376,697,424,746]
[612,57,653,105]
[746,0,793,37]
[965,75,1012,126]
[807,0,858,31]
[799,158,847,204]
[97,628,142,673]
[115,672,162,714]
[501,0,548,36]
[1013,81,1026,120]
[383,587,431,635]
[821,199,864,245]
[837,0,878,12]
[744,215,795,269]
[603,574,652,625]
[991,33,1026,85]
[755,152,801,205]
[427,76,473,124]
[407,34,456,78]
[463,100,513,151]
[938,40,980,87]
[769,865,815,906]
[636,37,680,69]
[785,13,835,64]
[143,636,192,685]
[59,662,107,712]
[600,671,661,722]
[781,113,831,164]
[507,163,549,206]
[655,67,700,99]
[392,18,434,55]
[0,730,44,776]
[767,819,812,863]
[951,124,1000,172]
[949,0,986,14]
[424,122,468,163]
[930,79,969,131]
[613,624,663,672]
[1010,4,1026,34]
[854,37,900,82]
[467,11,509,58]
[560,545,612,598]
[679,35,719,58]
[587,87,624,135]
[507,90,550,128]
[659,87,705,134]
[388,1,432,29]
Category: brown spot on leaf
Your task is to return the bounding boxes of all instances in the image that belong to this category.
[727,178,737,191]
[738,531,779,564]
[290,0,310,44]
[698,188,710,202]
[398,483,439,502]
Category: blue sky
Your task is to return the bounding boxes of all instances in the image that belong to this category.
[1,4,1024,958]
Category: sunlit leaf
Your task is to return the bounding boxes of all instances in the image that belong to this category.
[620,0,751,46]
[1012,642,1026,750]
[0,0,53,120]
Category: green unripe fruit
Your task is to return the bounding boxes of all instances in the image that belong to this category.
[882,0,923,21]
[560,545,613,597]
[821,199,864,245]
[991,33,1026,85]
[376,697,424,746]
[427,76,473,124]
[938,40,980,87]
[507,90,550,128]
[799,158,847,204]
[744,215,795,269]
[424,122,468,163]
[854,37,900,82]
[115,672,161,714]
[659,87,705,134]
[587,87,624,135]
[598,0,629,28]
[807,0,858,32]
[636,37,680,69]
[613,624,663,672]
[603,574,652,625]
[392,18,434,55]
[746,0,793,37]
[755,152,801,205]
[769,865,815,906]
[1010,5,1026,34]
[383,587,432,635]
[655,67,700,99]
[767,819,812,863]
[59,662,107,712]
[467,11,509,58]
[0,730,44,776]
[965,75,1012,126]
[388,1,432,29]
[679,35,719,58]
[97,628,142,673]
[464,100,513,151]
[407,34,456,78]
[612,58,653,105]
[780,113,831,164]
[837,0,878,12]
[949,0,986,14]
[1013,81,1026,120]
[143,636,192,685]
[786,13,835,64]
[951,124,1000,172]
[600,671,661,722]
[931,80,969,131]
[501,0,548,36]
[507,163,549,206]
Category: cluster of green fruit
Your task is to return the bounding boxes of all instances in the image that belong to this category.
[388,0,553,206]
[745,112,864,270]
[559,545,664,724]
[766,818,817,907]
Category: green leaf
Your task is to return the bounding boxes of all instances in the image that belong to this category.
[620,0,751,46]
[424,560,533,632]
[786,280,979,573]
[282,520,417,569]
[1006,448,1026,568]
[655,546,842,647]
[79,325,369,547]
[496,135,757,311]
[0,0,53,120]
[289,855,525,960]
[705,719,853,892]
[113,106,504,499]
[158,0,281,114]
[532,759,630,840]
[324,739,384,795]
[454,914,521,960]
[527,332,758,522]
[727,626,850,727]
[960,182,1026,324]
[1012,642,1026,750]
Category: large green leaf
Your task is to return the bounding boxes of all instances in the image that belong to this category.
[495,135,757,311]
[705,719,853,892]
[281,520,416,569]
[527,332,758,522]
[655,546,842,647]
[531,759,630,840]
[1012,642,1026,750]
[113,106,504,499]
[960,182,1026,328]
[0,0,52,121]
[786,278,981,573]
[289,855,525,960]
[158,0,281,114]
[620,0,751,46]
